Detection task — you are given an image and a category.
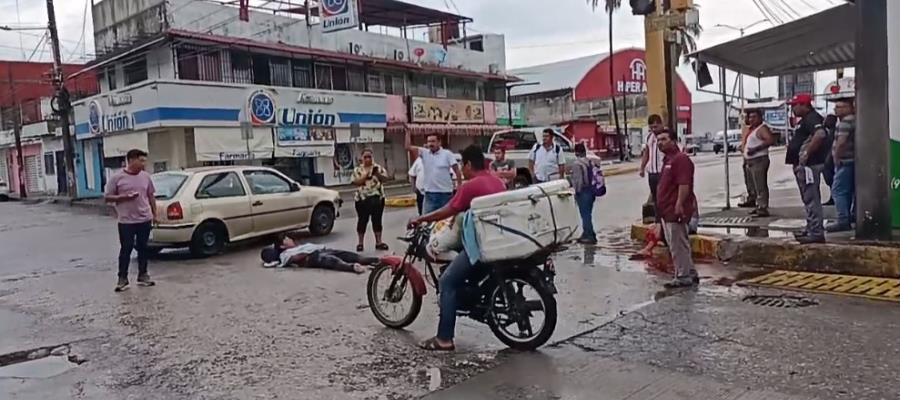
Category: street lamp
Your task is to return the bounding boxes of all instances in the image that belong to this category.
[505,81,540,127]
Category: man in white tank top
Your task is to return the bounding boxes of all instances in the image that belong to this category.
[742,109,776,217]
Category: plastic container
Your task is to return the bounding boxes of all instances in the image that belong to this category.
[470,180,579,262]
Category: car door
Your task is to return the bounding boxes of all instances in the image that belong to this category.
[194,172,253,240]
[242,169,309,234]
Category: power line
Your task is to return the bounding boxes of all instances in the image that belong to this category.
[751,0,783,24]
[772,0,801,18]
[66,0,91,63]
[25,32,48,62]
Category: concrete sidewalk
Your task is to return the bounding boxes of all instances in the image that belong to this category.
[631,178,900,278]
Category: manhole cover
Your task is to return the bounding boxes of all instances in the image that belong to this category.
[701,217,754,226]
[742,294,818,308]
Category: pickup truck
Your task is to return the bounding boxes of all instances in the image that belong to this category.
[486,127,600,188]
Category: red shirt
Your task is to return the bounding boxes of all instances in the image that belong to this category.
[656,151,697,222]
[448,170,506,213]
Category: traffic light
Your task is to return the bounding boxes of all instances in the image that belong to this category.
[630,0,656,15]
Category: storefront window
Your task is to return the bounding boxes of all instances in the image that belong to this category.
[347,66,366,92]
[270,57,292,87]
[332,66,348,91]
[292,60,314,88]
[177,46,223,82]
[123,56,148,86]
[252,55,271,85]
[412,74,431,97]
[231,52,253,84]
[367,73,384,93]
[433,75,447,98]
[106,67,117,90]
[315,64,333,90]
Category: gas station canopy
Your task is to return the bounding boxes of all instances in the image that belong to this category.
[691,3,855,77]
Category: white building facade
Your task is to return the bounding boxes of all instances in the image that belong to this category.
[73,0,515,197]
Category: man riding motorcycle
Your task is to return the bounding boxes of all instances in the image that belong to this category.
[408,144,506,351]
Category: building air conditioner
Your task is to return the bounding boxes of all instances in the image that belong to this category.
[488,64,500,74]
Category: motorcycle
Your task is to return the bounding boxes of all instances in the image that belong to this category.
[366,223,559,350]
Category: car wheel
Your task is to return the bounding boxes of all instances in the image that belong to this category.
[309,204,335,236]
[190,221,226,257]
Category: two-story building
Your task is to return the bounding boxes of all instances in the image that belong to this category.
[0,61,98,197]
[71,0,517,197]
[510,48,692,159]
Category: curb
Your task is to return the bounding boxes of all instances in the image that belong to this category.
[631,223,900,279]
[604,165,640,177]
[385,195,416,208]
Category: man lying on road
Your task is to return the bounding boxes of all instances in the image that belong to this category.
[260,234,380,274]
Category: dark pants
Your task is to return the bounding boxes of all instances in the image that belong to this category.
[118,221,152,279]
[304,250,380,273]
[355,196,385,234]
[648,173,661,203]
[832,161,856,227]
[823,155,836,188]
[415,190,424,215]
[794,164,825,238]
[575,191,596,241]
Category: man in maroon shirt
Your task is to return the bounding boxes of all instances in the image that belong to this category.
[409,145,506,351]
[655,130,699,288]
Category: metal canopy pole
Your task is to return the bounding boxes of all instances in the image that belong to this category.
[721,65,731,210]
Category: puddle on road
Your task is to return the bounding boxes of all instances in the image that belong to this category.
[0,355,77,379]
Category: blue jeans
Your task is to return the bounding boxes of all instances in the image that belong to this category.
[424,192,453,214]
[832,161,856,227]
[575,191,596,241]
[437,250,474,341]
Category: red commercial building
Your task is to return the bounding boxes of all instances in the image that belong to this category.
[510,48,692,159]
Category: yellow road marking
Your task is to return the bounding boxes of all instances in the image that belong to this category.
[740,271,900,303]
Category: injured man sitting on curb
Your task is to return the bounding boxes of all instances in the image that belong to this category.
[261,233,380,274]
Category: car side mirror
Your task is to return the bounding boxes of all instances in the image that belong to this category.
[291,182,301,192]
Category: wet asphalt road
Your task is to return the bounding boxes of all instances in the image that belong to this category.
[1,153,892,399]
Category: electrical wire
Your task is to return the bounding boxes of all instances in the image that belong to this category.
[752,0,783,24]
[25,32,47,62]
[66,0,91,63]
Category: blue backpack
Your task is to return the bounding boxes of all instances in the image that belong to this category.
[585,161,607,197]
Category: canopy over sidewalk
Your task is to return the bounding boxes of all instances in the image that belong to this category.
[691,3,855,77]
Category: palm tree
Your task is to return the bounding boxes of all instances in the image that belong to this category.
[588,0,624,161]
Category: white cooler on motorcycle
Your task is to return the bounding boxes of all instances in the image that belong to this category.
[469,180,579,263]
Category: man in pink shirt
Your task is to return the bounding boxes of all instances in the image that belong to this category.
[409,145,506,351]
[104,149,158,292]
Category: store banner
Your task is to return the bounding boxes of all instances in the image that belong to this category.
[493,102,526,126]
[320,0,359,33]
[332,143,355,185]
[890,0,900,228]
[410,97,485,124]
[102,131,149,158]
[335,128,384,143]
[194,127,274,162]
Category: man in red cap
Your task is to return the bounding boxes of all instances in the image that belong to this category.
[786,93,829,244]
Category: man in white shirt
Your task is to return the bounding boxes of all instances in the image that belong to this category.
[528,129,565,183]
[408,134,462,214]
[639,114,667,204]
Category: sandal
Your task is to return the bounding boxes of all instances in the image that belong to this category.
[375,243,389,251]
[419,337,455,352]
[356,244,364,252]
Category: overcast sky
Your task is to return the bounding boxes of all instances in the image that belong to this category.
[0,0,847,101]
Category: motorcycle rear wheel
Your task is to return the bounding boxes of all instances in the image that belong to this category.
[367,263,423,329]
[487,273,558,351]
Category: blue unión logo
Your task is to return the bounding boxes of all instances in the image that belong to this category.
[248,90,276,125]
[321,0,348,16]
[88,100,102,134]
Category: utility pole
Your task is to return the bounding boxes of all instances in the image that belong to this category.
[46,0,77,198]
[6,68,27,198]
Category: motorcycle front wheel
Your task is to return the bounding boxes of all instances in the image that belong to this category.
[487,273,558,351]
[367,263,423,329]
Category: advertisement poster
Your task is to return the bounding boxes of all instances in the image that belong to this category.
[276,126,335,147]
[410,97,484,124]
[333,143,355,185]
[890,0,900,227]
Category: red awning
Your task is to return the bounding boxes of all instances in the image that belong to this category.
[387,123,507,137]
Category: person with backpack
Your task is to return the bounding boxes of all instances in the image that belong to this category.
[529,129,565,184]
[569,142,605,245]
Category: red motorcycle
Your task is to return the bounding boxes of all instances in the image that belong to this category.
[367,224,559,350]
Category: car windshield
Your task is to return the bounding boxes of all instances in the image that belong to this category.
[151,173,188,200]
